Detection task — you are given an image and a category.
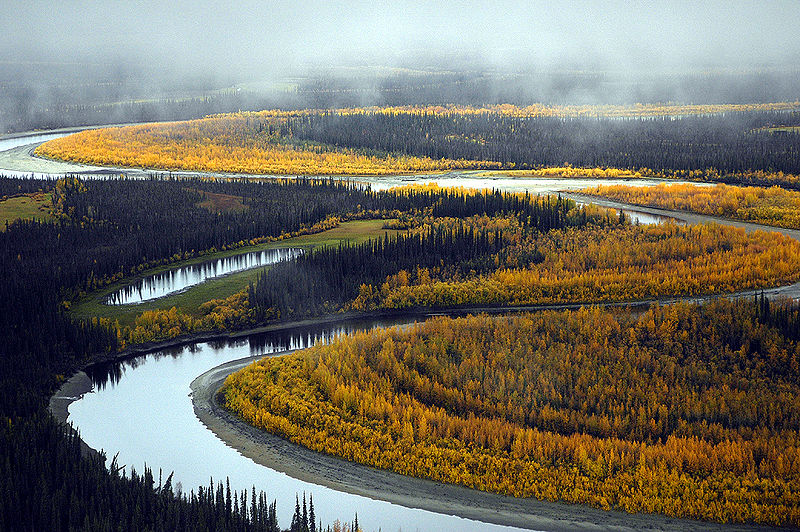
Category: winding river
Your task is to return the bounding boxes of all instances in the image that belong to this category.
[2,127,787,531]
[106,247,303,305]
[71,318,539,532]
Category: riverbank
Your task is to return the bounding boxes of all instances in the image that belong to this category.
[49,270,800,436]
[564,192,800,241]
[191,353,784,532]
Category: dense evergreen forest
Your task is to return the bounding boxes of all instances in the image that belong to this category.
[248,194,577,319]
[0,175,451,531]
[286,109,800,175]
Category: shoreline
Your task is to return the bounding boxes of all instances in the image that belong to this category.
[563,192,800,241]
[41,177,800,531]
[190,354,784,532]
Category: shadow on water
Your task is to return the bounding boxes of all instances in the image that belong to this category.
[85,315,419,390]
[106,247,303,305]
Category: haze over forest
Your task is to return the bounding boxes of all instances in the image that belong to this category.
[2,1,800,131]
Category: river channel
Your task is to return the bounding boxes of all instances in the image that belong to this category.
[106,247,302,305]
[1,127,765,531]
[70,317,536,532]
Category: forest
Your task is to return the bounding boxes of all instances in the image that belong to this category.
[9,103,800,532]
[84,185,800,346]
[222,300,800,525]
[35,106,800,180]
[583,182,800,229]
[0,174,438,531]
[246,211,800,322]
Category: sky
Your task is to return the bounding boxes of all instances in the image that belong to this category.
[3,0,800,79]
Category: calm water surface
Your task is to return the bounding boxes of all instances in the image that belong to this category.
[69,317,531,532]
[106,248,302,305]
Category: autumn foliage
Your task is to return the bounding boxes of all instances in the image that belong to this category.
[35,114,501,176]
[368,222,800,309]
[583,182,800,229]
[223,301,800,525]
[36,104,800,180]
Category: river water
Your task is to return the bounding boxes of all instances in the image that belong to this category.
[106,247,303,305]
[71,317,533,532]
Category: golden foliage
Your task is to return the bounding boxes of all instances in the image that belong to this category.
[583,182,800,229]
[35,114,501,176]
[223,304,800,525]
[250,102,800,119]
[366,222,800,309]
[121,290,253,345]
[484,165,800,187]
[37,105,800,180]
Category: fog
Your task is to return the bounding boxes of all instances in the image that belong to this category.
[2,1,800,132]
[5,0,800,75]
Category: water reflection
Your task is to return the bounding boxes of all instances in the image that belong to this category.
[85,316,410,389]
[106,247,302,305]
[73,315,534,532]
[621,209,676,225]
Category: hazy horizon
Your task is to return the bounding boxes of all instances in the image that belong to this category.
[3,1,800,80]
[2,1,800,132]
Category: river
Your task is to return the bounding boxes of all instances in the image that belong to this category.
[2,127,774,531]
[106,247,303,305]
[71,317,537,532]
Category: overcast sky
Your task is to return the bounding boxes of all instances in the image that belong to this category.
[3,0,799,78]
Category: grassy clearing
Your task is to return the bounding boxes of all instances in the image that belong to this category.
[70,219,393,327]
[0,193,53,229]
[188,188,248,213]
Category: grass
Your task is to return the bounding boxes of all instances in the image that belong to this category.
[70,219,394,327]
[761,126,800,133]
[0,193,53,229]
[188,188,248,213]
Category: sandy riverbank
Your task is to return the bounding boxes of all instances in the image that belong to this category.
[191,354,787,532]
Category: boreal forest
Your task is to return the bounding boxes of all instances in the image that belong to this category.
[4,2,800,531]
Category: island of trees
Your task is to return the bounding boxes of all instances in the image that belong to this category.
[223,300,800,526]
[35,104,800,184]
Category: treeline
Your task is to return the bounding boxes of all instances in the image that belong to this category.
[1,415,287,532]
[223,299,800,525]
[287,109,800,175]
[249,225,508,320]
[247,212,800,321]
[583,182,800,229]
[0,175,56,197]
[248,195,576,319]
[25,176,492,295]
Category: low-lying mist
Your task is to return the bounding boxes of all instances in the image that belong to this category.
[2,1,799,133]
